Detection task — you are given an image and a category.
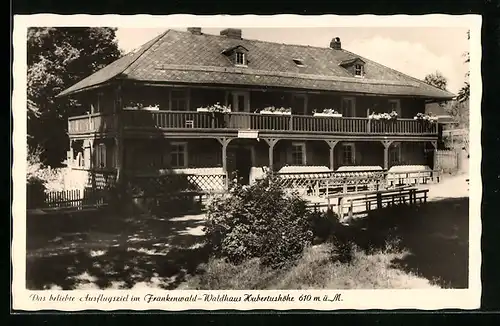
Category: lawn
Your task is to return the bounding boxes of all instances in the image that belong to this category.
[26,195,469,290]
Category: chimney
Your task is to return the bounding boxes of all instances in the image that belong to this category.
[187,27,202,35]
[330,37,341,50]
[220,28,242,39]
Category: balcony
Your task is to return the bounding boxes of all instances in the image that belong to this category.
[68,110,438,137]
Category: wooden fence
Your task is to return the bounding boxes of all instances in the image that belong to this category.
[435,150,459,173]
[274,169,440,197]
[40,188,107,210]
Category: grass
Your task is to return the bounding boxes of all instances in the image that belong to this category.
[181,240,438,290]
[26,196,468,290]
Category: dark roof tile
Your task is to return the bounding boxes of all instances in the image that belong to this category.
[58,29,455,100]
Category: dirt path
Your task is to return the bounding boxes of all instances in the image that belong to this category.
[26,212,209,290]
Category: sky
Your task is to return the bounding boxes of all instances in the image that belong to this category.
[115,27,469,94]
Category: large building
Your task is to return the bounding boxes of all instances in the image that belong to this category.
[58,28,455,191]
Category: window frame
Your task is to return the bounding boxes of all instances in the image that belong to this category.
[354,64,364,77]
[341,142,356,165]
[235,52,247,66]
[170,141,188,168]
[96,143,106,169]
[290,142,307,166]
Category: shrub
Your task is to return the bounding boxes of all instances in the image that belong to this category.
[307,209,342,243]
[205,175,313,267]
[27,175,46,209]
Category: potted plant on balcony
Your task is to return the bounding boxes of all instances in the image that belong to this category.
[414,112,438,123]
[312,109,343,118]
[197,103,231,127]
[369,110,398,121]
[414,112,438,131]
[196,102,231,114]
[259,106,292,115]
[142,104,160,111]
[123,102,143,110]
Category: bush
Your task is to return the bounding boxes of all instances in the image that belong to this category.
[27,176,46,209]
[205,175,313,267]
[307,209,342,243]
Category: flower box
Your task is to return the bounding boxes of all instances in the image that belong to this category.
[260,110,292,115]
[259,106,292,115]
[196,103,231,113]
[313,112,343,118]
[142,105,160,111]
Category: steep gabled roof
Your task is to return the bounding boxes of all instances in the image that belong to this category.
[57,29,456,100]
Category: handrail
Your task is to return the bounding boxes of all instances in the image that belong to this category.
[67,110,439,135]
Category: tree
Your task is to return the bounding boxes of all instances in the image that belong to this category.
[27,28,122,167]
[457,30,470,103]
[424,71,448,90]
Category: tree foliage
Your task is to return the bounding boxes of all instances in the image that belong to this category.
[27,27,122,166]
[205,175,315,267]
[457,30,470,103]
[424,71,448,90]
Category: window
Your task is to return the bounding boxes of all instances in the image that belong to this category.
[388,99,401,115]
[341,97,356,117]
[96,143,106,168]
[235,52,246,65]
[293,58,305,67]
[170,142,188,168]
[354,64,364,77]
[389,142,402,165]
[171,90,188,111]
[341,143,355,165]
[290,142,306,165]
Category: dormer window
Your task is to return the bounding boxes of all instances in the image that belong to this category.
[222,45,249,67]
[354,64,364,77]
[339,57,366,78]
[235,52,246,65]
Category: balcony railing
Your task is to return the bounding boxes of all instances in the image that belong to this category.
[68,110,438,136]
[68,113,117,134]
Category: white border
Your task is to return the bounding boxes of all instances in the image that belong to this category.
[12,14,482,311]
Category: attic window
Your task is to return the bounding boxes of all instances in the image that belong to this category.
[354,64,364,77]
[235,52,246,65]
[293,59,305,67]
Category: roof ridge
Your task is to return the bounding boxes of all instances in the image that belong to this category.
[171,28,337,52]
[120,29,172,77]
[340,48,456,97]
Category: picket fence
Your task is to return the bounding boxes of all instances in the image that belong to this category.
[42,188,107,210]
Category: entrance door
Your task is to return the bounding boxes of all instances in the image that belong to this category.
[231,91,250,112]
[234,146,253,185]
[292,94,308,115]
[230,91,251,129]
[341,97,356,117]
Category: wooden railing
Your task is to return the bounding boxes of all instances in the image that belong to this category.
[68,110,439,135]
[68,113,117,134]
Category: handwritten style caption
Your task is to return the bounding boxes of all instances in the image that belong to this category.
[30,293,342,304]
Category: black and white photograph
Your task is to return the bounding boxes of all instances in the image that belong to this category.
[13,14,481,310]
